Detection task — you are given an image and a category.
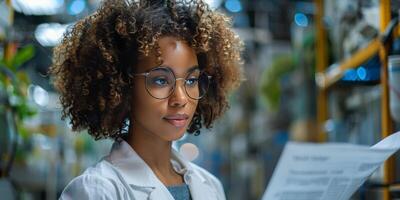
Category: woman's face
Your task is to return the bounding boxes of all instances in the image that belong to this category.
[130,36,199,142]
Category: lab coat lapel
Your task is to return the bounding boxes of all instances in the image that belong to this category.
[171,150,219,200]
[107,141,175,200]
[188,172,219,200]
[108,141,218,200]
[106,141,155,187]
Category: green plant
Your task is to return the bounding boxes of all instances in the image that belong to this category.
[260,55,295,111]
[0,44,37,176]
[0,44,37,137]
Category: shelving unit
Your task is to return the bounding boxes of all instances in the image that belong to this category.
[315,39,381,89]
[315,0,397,199]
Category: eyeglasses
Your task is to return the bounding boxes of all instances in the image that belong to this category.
[132,67,212,100]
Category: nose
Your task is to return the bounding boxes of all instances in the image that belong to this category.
[168,79,188,107]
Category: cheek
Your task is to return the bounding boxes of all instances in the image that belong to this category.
[187,100,199,117]
[131,83,166,119]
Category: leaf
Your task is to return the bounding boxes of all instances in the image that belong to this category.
[10,45,35,70]
[17,123,30,140]
[260,80,281,112]
[259,54,294,111]
[0,59,6,68]
[16,72,30,91]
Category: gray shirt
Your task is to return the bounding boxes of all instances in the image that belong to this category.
[167,184,192,200]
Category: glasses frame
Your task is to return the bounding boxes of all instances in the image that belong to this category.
[132,66,212,100]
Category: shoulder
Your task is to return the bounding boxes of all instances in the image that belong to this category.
[189,162,226,199]
[59,160,123,200]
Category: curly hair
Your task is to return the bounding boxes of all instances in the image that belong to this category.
[50,0,244,140]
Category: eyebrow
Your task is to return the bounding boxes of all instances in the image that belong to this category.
[153,65,200,73]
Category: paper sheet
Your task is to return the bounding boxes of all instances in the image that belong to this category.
[261,131,400,200]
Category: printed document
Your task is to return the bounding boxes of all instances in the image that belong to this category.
[262,131,400,200]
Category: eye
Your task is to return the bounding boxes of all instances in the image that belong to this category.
[151,76,170,87]
[185,77,199,87]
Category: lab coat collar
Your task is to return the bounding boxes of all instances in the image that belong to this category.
[170,148,216,200]
[171,152,218,200]
[105,140,218,200]
[106,140,156,188]
[106,140,206,187]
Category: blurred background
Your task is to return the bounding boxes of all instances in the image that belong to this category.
[1,0,400,199]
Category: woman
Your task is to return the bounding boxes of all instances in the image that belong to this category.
[51,0,243,199]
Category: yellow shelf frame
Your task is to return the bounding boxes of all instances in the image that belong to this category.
[315,0,328,142]
[315,0,395,200]
[316,39,380,89]
[317,23,400,90]
[379,1,394,200]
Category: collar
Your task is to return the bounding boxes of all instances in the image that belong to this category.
[105,140,204,187]
[105,140,219,200]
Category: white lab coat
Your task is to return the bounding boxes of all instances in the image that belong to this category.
[59,140,226,200]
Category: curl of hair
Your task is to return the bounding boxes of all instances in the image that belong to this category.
[50,0,244,140]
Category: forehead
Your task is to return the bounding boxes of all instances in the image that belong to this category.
[137,37,199,74]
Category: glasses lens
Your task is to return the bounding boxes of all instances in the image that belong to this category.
[146,68,175,99]
[185,70,210,100]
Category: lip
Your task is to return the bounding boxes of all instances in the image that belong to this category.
[163,114,189,128]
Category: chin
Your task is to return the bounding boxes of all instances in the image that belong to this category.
[162,128,187,141]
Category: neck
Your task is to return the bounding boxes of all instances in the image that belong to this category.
[126,123,175,175]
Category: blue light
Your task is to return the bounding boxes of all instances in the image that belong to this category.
[357,66,367,80]
[225,0,242,13]
[294,13,308,27]
[343,69,357,81]
[68,0,85,15]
